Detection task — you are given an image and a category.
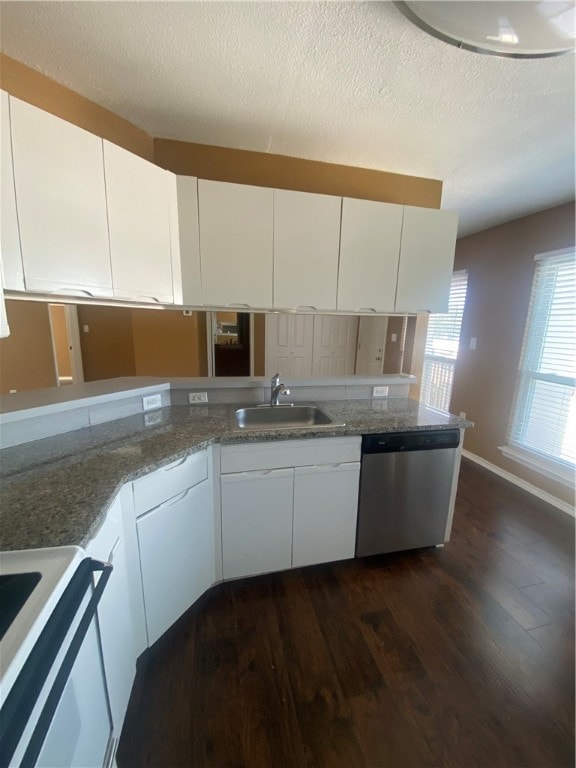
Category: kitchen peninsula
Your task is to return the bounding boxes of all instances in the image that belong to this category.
[0,374,471,766]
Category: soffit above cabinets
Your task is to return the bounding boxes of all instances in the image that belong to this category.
[0,2,573,237]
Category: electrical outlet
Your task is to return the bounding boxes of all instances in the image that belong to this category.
[142,394,162,411]
[189,392,208,404]
[470,337,477,350]
[372,385,389,397]
[391,333,397,342]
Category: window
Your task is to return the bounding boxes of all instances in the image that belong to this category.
[502,249,575,485]
[420,270,468,411]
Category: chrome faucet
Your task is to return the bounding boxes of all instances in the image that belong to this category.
[270,373,290,406]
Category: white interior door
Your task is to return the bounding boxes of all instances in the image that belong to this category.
[311,315,358,376]
[355,316,388,375]
[265,313,314,377]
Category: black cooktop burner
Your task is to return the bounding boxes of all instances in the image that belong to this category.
[0,572,42,641]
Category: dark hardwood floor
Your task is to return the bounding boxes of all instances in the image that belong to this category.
[117,459,575,768]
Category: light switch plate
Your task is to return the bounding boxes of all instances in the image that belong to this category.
[373,386,389,397]
[189,392,208,404]
[142,394,162,411]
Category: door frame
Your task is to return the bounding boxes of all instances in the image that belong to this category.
[48,303,84,385]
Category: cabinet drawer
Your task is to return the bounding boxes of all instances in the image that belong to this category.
[221,437,361,473]
[133,450,208,515]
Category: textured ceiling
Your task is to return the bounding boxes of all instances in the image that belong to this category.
[0,1,574,236]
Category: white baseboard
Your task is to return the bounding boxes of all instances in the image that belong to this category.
[461,449,575,518]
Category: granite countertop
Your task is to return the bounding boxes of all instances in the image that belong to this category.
[0,398,471,552]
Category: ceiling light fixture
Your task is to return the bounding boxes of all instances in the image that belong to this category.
[394,1,576,59]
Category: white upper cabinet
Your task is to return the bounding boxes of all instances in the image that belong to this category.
[396,206,458,314]
[273,189,341,311]
[104,140,175,304]
[10,97,113,297]
[174,175,202,306]
[198,179,273,308]
[0,91,24,291]
[337,198,403,313]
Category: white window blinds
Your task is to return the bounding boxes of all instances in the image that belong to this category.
[507,250,576,469]
[425,270,468,359]
[421,270,468,411]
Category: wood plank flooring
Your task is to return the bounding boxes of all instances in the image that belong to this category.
[117,459,575,768]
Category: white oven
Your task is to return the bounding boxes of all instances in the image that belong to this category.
[0,548,114,768]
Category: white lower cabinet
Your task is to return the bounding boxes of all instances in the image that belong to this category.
[221,468,294,579]
[85,494,136,742]
[135,452,214,646]
[292,462,360,568]
[220,437,361,580]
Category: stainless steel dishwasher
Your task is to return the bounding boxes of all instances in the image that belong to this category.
[356,429,460,557]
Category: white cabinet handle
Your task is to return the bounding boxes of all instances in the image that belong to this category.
[294,305,318,311]
[355,307,377,313]
[221,467,294,482]
[295,462,360,476]
[114,294,163,303]
[42,287,97,297]
[163,455,189,471]
[107,536,122,564]
[136,487,193,519]
[226,303,252,309]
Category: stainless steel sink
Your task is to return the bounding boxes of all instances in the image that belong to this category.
[235,403,344,430]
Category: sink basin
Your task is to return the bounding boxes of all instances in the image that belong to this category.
[235,404,343,430]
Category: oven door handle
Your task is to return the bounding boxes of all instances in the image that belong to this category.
[0,558,112,768]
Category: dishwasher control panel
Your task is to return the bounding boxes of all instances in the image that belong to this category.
[362,429,460,454]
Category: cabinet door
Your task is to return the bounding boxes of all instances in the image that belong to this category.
[10,97,112,297]
[137,478,214,645]
[395,206,458,313]
[337,198,402,312]
[198,180,273,308]
[221,468,293,579]
[175,175,202,306]
[273,189,341,310]
[0,91,24,291]
[85,495,136,737]
[292,462,360,568]
[104,140,174,304]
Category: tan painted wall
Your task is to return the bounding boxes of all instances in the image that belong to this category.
[0,53,154,160]
[48,304,72,379]
[154,139,442,208]
[77,306,136,381]
[131,309,207,377]
[0,300,57,393]
[451,202,575,506]
[77,306,208,380]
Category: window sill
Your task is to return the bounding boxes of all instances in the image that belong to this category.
[499,444,575,488]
